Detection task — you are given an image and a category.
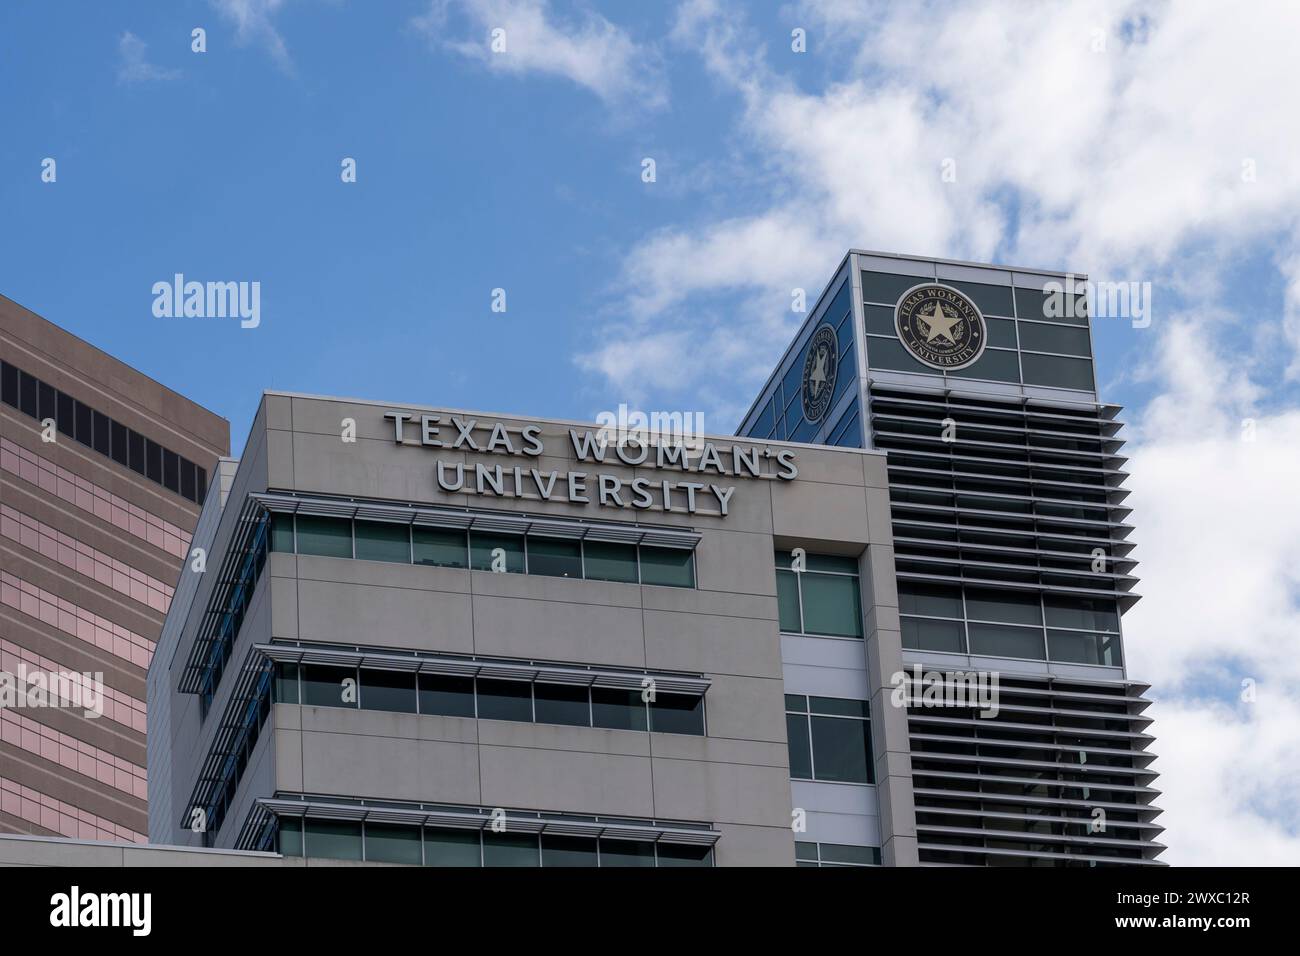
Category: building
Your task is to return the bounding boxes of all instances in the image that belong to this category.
[146,391,913,866]
[737,250,1164,865]
[0,296,229,842]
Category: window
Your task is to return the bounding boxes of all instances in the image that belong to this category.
[304,819,362,861]
[418,674,476,718]
[365,823,422,865]
[592,688,648,732]
[0,361,208,503]
[650,693,705,736]
[270,513,295,553]
[599,840,655,867]
[639,546,695,587]
[354,520,410,563]
[264,514,696,588]
[296,516,353,558]
[582,541,638,583]
[775,552,862,638]
[541,835,598,867]
[476,679,532,722]
[795,841,880,867]
[533,682,590,727]
[786,695,873,784]
[360,669,417,714]
[483,832,540,867]
[470,532,525,573]
[897,581,1123,666]
[424,828,480,867]
[528,537,582,578]
[301,664,357,708]
[412,527,468,568]
[280,818,712,867]
[275,661,703,736]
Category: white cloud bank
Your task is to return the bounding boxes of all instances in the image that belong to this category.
[116,31,180,85]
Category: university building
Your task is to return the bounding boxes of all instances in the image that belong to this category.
[737,250,1164,865]
[0,297,228,843]
[0,248,1165,868]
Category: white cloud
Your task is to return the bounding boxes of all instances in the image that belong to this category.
[578,0,1300,863]
[116,31,180,85]
[415,0,666,108]
[211,0,294,72]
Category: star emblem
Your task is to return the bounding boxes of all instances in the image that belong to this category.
[920,301,962,344]
[809,346,828,396]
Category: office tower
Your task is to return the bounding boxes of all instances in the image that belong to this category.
[0,296,228,841]
[737,251,1164,865]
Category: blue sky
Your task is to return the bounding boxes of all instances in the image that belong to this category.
[2,0,1298,864]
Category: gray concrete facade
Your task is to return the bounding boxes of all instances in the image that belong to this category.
[147,392,909,867]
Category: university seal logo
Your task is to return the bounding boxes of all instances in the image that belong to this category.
[800,324,839,423]
[894,283,987,370]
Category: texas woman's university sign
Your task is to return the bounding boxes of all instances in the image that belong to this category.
[383,411,798,519]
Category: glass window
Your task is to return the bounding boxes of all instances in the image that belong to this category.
[591,688,648,732]
[861,271,926,305]
[898,581,963,618]
[639,547,695,588]
[305,819,362,861]
[424,828,480,867]
[967,623,1045,660]
[820,843,880,866]
[270,513,295,553]
[1021,353,1095,391]
[985,316,1018,349]
[354,520,410,563]
[583,541,638,583]
[599,839,655,867]
[863,303,896,336]
[301,664,357,708]
[799,573,862,637]
[901,617,966,653]
[476,679,532,722]
[811,715,873,784]
[1044,596,1119,633]
[418,675,476,718]
[786,713,812,779]
[527,537,582,578]
[273,662,300,704]
[360,668,417,714]
[866,336,934,374]
[482,832,539,867]
[1048,630,1123,667]
[776,569,801,632]
[656,844,713,867]
[948,280,1014,317]
[541,835,598,867]
[966,588,1043,626]
[948,348,1021,383]
[1015,287,1088,326]
[1018,321,1091,356]
[365,823,422,864]
[278,817,303,857]
[533,683,590,727]
[649,693,704,735]
[412,528,468,568]
[296,516,353,558]
[470,532,525,573]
